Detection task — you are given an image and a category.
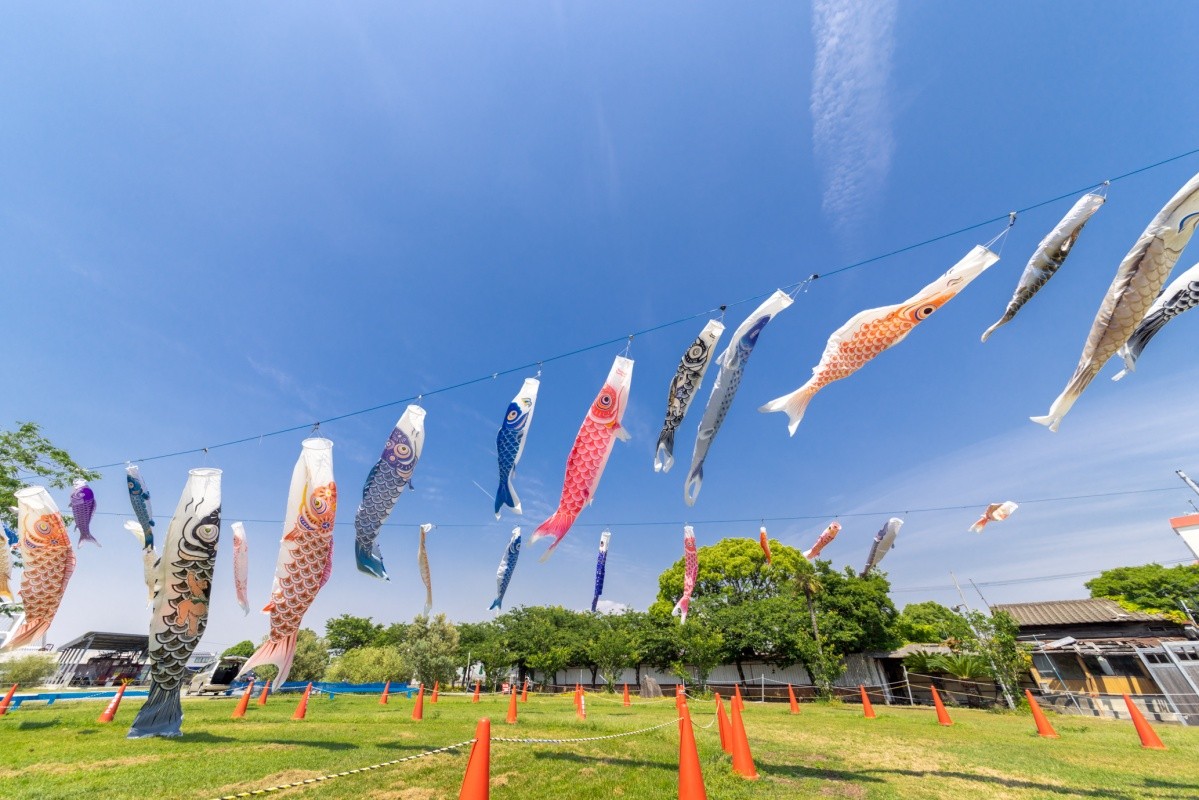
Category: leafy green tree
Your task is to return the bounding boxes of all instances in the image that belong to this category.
[896,601,973,644]
[0,653,58,686]
[588,619,635,689]
[325,614,385,652]
[675,620,724,687]
[402,613,460,688]
[1086,563,1199,624]
[955,610,1027,709]
[525,646,571,687]
[651,537,807,615]
[222,640,256,659]
[496,605,584,685]
[325,646,409,683]
[1,422,99,530]
[290,628,330,682]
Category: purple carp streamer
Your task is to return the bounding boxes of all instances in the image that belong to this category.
[982,193,1105,342]
[591,529,610,612]
[69,480,99,547]
[355,405,426,579]
[418,523,433,614]
[232,521,249,615]
[1033,171,1199,431]
[240,438,337,688]
[128,468,222,738]
[4,487,76,650]
[672,526,699,624]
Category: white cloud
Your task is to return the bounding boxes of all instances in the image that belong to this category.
[810,0,898,243]
[593,599,630,615]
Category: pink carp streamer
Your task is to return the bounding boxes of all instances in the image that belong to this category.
[803,521,841,560]
[240,438,337,688]
[969,501,1018,533]
[532,355,633,561]
[418,523,433,613]
[232,521,249,615]
[3,487,76,650]
[672,526,698,624]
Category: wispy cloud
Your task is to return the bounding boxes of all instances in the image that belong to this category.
[810,0,898,244]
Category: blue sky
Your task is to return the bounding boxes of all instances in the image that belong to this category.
[4,3,1199,654]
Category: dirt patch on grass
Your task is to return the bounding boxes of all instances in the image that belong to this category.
[213,769,325,796]
[370,788,438,800]
[493,770,517,786]
[28,755,161,775]
[819,782,867,799]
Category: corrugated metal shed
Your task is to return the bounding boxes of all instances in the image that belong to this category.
[994,599,1166,627]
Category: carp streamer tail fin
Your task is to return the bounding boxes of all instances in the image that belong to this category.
[531,511,574,562]
[2,616,51,651]
[239,631,299,690]
[127,682,183,739]
[653,430,675,473]
[758,386,815,436]
[494,476,520,518]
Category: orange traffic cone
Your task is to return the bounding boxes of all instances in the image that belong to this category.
[0,684,18,716]
[733,684,744,712]
[930,686,953,726]
[292,683,312,720]
[412,684,425,721]
[1123,694,1166,750]
[578,690,586,720]
[678,703,708,800]
[232,680,255,719]
[432,681,440,703]
[1024,690,1059,738]
[787,684,799,715]
[97,684,127,723]
[520,680,528,703]
[623,683,631,707]
[506,685,519,724]
[257,682,270,706]
[729,692,759,780]
[715,693,731,754]
[472,681,481,703]
[380,680,391,705]
[859,685,876,719]
[458,718,491,800]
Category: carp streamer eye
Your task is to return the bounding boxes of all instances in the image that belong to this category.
[507,409,519,422]
[911,303,938,320]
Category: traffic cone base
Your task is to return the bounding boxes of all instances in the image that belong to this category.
[458,718,491,800]
[930,686,953,726]
[859,685,876,719]
[729,694,759,780]
[678,705,708,800]
[1123,694,1166,750]
[1024,690,1059,739]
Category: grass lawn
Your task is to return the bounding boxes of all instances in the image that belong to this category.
[0,690,1196,799]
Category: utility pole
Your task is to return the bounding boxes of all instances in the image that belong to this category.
[1177,470,1199,498]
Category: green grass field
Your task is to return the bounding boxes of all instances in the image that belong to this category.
[1,690,1196,799]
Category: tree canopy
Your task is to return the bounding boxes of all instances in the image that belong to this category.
[1086,562,1199,623]
[895,601,973,645]
[1,422,98,531]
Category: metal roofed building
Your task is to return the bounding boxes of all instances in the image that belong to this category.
[51,631,150,688]
[993,598,1199,725]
